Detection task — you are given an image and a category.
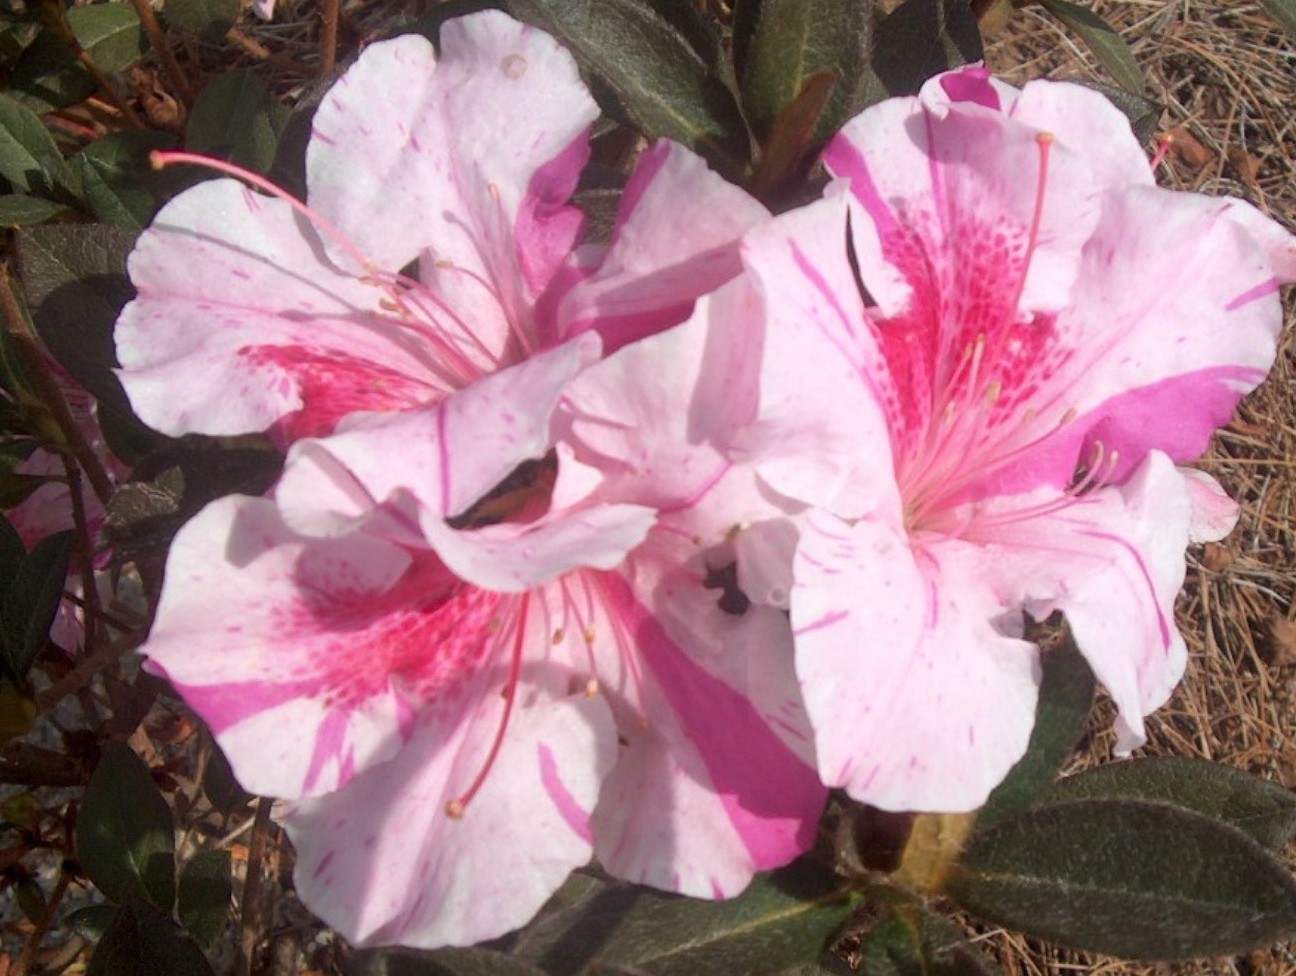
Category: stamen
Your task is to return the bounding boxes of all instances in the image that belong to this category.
[446,594,530,818]
[1149,133,1174,171]
[151,150,374,275]
[1007,132,1053,313]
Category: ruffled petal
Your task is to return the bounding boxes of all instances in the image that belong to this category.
[286,691,616,947]
[144,495,510,798]
[790,509,1041,812]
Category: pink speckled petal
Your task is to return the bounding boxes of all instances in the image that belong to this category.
[116,179,435,441]
[286,690,615,947]
[791,509,1041,812]
[144,494,511,799]
[307,15,596,348]
[590,570,825,897]
[556,141,770,351]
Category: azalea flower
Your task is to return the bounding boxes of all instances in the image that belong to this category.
[123,10,822,948]
[736,67,1296,812]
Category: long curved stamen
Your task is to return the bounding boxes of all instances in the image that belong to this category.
[1149,133,1174,172]
[1007,132,1054,315]
[446,593,530,818]
[151,150,375,275]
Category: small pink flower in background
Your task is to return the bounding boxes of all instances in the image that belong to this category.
[737,67,1296,813]
[121,10,821,949]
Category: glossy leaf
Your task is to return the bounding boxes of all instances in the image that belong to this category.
[86,897,216,976]
[947,798,1296,959]
[1261,0,1296,36]
[76,741,176,909]
[0,93,70,197]
[0,193,71,227]
[1037,0,1142,93]
[177,849,232,948]
[508,0,751,177]
[186,68,290,174]
[868,0,983,99]
[0,513,24,585]
[1,528,72,684]
[1041,756,1296,851]
[164,0,240,41]
[65,903,119,941]
[15,222,154,460]
[8,5,144,114]
[975,629,1094,827]
[519,859,853,975]
[739,0,871,147]
[73,131,178,232]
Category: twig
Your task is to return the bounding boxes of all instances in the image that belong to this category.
[227,27,315,74]
[62,458,99,657]
[10,870,71,976]
[239,798,274,976]
[130,0,195,106]
[33,630,137,712]
[320,0,340,75]
[0,267,115,507]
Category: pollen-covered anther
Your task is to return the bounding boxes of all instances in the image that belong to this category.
[551,628,564,644]
[984,380,1002,405]
[584,678,599,698]
[445,799,466,819]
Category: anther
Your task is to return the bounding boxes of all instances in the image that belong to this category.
[1149,133,1174,171]
[551,628,564,644]
[585,678,599,697]
[984,380,1002,405]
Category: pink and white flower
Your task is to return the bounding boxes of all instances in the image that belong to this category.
[122,10,821,948]
[737,67,1296,812]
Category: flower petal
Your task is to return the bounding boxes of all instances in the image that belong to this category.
[143,495,509,798]
[791,510,1041,812]
[557,141,770,352]
[116,179,433,440]
[306,15,596,326]
[286,690,616,947]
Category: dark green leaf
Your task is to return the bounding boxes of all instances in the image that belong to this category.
[0,513,25,583]
[65,903,119,941]
[0,193,72,227]
[76,741,176,909]
[0,93,70,197]
[518,859,853,976]
[1077,80,1161,144]
[747,70,837,206]
[8,5,144,115]
[73,130,178,232]
[86,897,217,976]
[200,732,254,814]
[868,0,983,99]
[186,69,290,174]
[1,528,72,683]
[164,0,240,41]
[15,222,156,461]
[1040,756,1296,851]
[16,874,46,922]
[860,904,1005,976]
[508,0,751,177]
[739,0,871,147]
[177,849,232,949]
[0,470,58,509]
[1261,0,1296,36]
[976,628,1093,827]
[1037,0,1142,93]
[948,798,1296,959]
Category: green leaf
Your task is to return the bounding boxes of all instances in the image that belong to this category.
[1037,0,1143,94]
[8,5,144,115]
[861,905,1006,976]
[0,470,58,509]
[73,130,178,232]
[508,0,751,177]
[975,628,1093,827]
[747,70,837,205]
[739,0,871,147]
[0,513,25,583]
[0,93,70,197]
[1261,0,1296,36]
[164,0,240,41]
[868,0,983,99]
[1,528,72,684]
[947,798,1296,959]
[76,741,176,909]
[0,193,72,227]
[86,897,217,976]
[15,222,157,461]
[1040,756,1296,851]
[177,849,231,948]
[186,69,290,174]
[519,859,853,975]
[65,903,120,941]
